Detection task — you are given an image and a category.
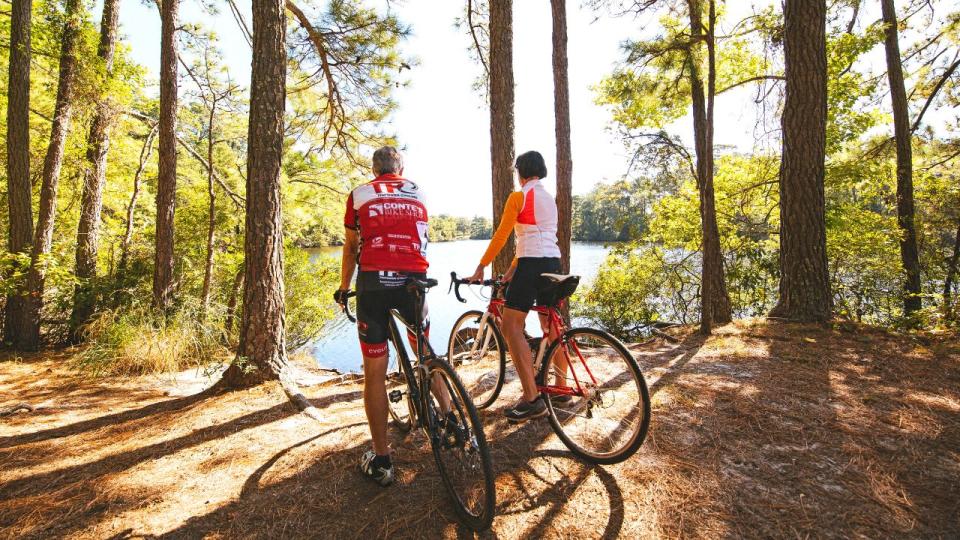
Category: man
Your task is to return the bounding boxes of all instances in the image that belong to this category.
[335,146,429,487]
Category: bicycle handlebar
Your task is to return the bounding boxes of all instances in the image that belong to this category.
[337,290,358,322]
[449,271,502,304]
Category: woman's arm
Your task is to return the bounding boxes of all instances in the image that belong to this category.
[467,192,523,281]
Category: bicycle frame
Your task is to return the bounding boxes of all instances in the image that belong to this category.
[471,285,601,401]
[382,290,440,434]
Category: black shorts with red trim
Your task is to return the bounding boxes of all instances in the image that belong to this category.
[355,271,429,357]
[504,257,562,312]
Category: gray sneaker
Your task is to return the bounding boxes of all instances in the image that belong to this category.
[505,397,547,423]
[359,450,395,487]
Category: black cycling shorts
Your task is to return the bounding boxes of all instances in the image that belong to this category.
[355,271,429,357]
[504,257,561,312]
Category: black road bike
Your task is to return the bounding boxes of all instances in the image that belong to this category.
[340,277,495,530]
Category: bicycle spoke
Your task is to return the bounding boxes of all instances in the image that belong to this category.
[426,359,495,529]
[448,311,505,409]
[542,329,650,463]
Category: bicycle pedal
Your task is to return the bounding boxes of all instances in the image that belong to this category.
[388,389,404,403]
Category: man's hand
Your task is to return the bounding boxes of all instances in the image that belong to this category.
[466,264,485,283]
[333,289,351,306]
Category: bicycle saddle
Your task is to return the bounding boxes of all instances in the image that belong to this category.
[407,277,439,290]
[540,273,580,285]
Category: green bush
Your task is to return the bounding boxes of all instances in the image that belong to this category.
[75,300,229,376]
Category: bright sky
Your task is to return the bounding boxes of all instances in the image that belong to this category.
[111,0,870,217]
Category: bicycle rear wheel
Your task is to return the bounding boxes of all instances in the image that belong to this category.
[538,327,650,464]
[446,310,506,409]
[386,349,413,431]
[424,358,496,531]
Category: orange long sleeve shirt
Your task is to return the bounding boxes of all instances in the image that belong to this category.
[480,192,522,268]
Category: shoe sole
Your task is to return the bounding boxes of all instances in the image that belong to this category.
[505,408,548,423]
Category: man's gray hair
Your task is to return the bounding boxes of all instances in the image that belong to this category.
[372,146,403,175]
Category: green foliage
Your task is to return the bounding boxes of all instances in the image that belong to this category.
[573,180,650,242]
[429,214,491,242]
[75,300,230,376]
[284,248,340,350]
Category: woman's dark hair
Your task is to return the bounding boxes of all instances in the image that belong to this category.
[515,151,548,180]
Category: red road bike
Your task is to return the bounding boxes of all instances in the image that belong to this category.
[447,272,651,464]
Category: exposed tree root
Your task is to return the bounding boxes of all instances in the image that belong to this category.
[0,403,35,417]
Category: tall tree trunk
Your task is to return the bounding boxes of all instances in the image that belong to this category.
[489,0,516,276]
[687,0,732,333]
[119,124,158,272]
[551,0,572,277]
[769,0,832,322]
[70,0,122,340]
[21,0,84,349]
[881,0,922,317]
[4,0,34,346]
[201,103,218,317]
[153,0,180,310]
[221,0,288,387]
[944,219,960,322]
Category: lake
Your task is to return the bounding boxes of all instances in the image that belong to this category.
[306,240,613,373]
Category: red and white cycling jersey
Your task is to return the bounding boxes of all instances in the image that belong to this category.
[344,173,429,273]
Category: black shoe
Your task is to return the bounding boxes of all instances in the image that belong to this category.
[505,397,547,423]
[549,393,573,405]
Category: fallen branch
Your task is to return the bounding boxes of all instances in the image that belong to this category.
[0,403,34,417]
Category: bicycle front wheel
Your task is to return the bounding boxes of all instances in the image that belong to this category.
[424,358,496,531]
[538,327,651,464]
[446,310,506,409]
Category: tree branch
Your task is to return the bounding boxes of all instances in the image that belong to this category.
[716,75,785,95]
[911,56,960,132]
[466,0,489,76]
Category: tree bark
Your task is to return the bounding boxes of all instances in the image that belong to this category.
[201,101,218,317]
[153,0,180,310]
[221,0,289,387]
[119,124,158,272]
[551,0,572,277]
[70,0,122,340]
[944,219,960,322]
[489,0,516,276]
[881,0,922,317]
[769,0,832,322]
[21,0,84,349]
[4,0,34,346]
[687,0,732,334]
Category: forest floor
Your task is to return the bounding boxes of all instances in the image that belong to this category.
[0,319,958,539]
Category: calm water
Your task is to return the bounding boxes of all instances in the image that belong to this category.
[306,240,613,373]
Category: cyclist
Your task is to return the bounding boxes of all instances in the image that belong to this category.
[335,146,432,487]
[465,150,565,422]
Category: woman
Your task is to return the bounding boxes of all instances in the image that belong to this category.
[466,150,563,422]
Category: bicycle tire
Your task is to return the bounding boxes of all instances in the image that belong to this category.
[424,358,496,531]
[446,310,507,410]
[386,347,413,432]
[537,327,651,465]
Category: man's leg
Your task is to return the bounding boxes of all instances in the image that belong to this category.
[501,307,539,402]
[362,351,390,455]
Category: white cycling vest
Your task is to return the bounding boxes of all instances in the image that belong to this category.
[515,179,562,259]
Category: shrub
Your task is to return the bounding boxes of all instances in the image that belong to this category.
[75,300,229,376]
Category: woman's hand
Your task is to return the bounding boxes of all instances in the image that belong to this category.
[502,264,516,283]
[466,264,485,283]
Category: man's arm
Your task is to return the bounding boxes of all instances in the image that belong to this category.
[340,227,359,291]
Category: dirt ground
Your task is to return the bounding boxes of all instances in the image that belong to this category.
[1,320,958,539]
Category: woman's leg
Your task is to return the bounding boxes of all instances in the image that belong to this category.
[501,307,539,402]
